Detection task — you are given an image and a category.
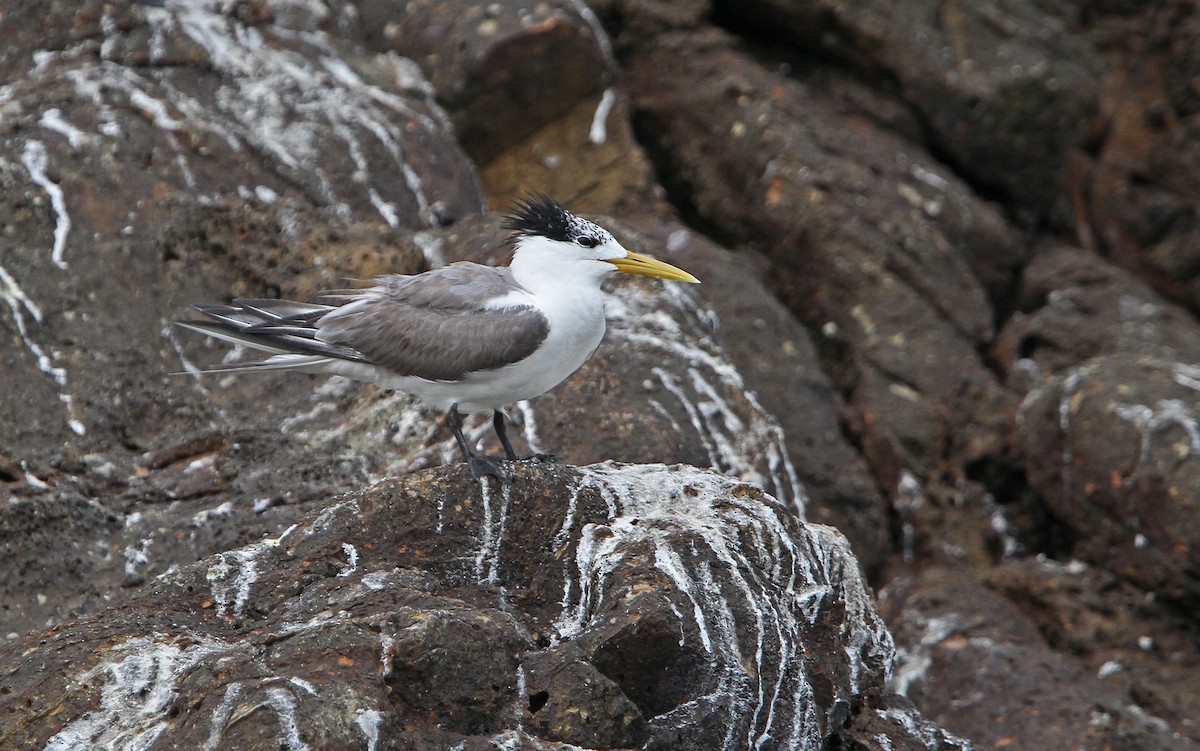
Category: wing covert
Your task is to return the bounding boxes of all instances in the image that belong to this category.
[315,263,549,381]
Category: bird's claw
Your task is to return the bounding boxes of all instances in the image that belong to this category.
[467,455,504,481]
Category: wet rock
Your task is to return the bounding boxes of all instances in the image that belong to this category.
[0,463,895,750]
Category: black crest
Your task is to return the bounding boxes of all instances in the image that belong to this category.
[502,194,574,243]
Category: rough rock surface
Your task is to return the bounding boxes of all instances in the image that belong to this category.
[1,463,897,750]
[880,568,1194,751]
[3,0,1200,749]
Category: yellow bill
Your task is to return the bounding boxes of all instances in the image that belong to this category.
[608,251,700,283]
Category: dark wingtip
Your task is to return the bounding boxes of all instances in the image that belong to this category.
[501,193,573,242]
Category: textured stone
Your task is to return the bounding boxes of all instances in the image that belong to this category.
[1018,354,1200,607]
[0,463,895,750]
[4,0,1200,748]
[880,568,1194,751]
[623,29,1021,483]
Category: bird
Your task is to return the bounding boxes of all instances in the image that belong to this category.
[176,194,699,479]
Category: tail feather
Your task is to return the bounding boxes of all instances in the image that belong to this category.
[175,299,367,370]
[174,352,333,375]
[233,298,332,321]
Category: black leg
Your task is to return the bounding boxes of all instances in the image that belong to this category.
[494,408,560,463]
[447,405,501,480]
[493,410,520,461]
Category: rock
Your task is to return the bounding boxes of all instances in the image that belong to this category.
[5,0,1200,748]
[479,91,663,218]
[359,0,613,165]
[0,463,896,750]
[836,696,973,751]
[0,1,481,235]
[0,0,478,460]
[994,243,1200,386]
[984,558,1200,738]
[880,567,1194,751]
[622,28,1021,483]
[711,0,1102,222]
[1075,1,1200,315]
[1018,354,1200,607]
[626,220,889,573]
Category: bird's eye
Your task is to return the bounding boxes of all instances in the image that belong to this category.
[576,235,598,248]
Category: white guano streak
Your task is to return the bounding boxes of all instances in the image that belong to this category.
[355,709,383,751]
[475,479,513,584]
[554,464,859,750]
[44,634,232,751]
[589,88,616,145]
[21,140,70,270]
[39,108,93,149]
[606,282,807,515]
[152,4,441,227]
[0,263,85,435]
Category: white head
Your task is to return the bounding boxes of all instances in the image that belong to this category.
[503,195,698,289]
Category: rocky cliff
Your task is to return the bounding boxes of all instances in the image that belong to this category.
[1,0,1198,749]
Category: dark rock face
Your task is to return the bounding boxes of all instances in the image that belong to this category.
[880,568,1195,751]
[358,0,612,165]
[1019,354,1200,606]
[1,464,894,750]
[623,28,1021,485]
[712,0,1101,220]
[3,0,1200,749]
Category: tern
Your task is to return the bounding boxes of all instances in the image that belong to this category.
[177,195,699,478]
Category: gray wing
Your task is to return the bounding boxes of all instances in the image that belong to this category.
[315,262,550,381]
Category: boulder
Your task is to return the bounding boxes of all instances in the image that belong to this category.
[0,463,895,751]
[710,0,1102,220]
[622,28,1021,484]
[880,567,1193,751]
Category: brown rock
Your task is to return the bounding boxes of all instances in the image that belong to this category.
[1018,354,1200,607]
[880,568,1193,750]
[995,244,1200,385]
[711,0,1102,221]
[627,220,889,572]
[359,0,612,165]
[1076,2,1200,315]
[623,29,1021,482]
[985,558,1200,741]
[0,463,896,750]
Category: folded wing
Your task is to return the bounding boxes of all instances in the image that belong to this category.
[178,263,550,382]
